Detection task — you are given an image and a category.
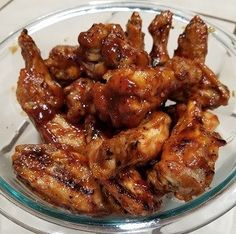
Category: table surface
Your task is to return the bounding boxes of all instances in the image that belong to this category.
[0,0,235,233]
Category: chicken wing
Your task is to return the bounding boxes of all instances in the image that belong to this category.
[126,12,145,50]
[148,101,226,201]
[16,31,89,151]
[168,60,230,108]
[189,63,230,108]
[45,45,82,83]
[149,10,173,66]
[89,112,171,179]
[174,15,208,63]
[16,29,64,125]
[78,22,149,79]
[101,33,149,68]
[101,168,160,215]
[40,113,158,215]
[64,78,96,123]
[165,103,220,132]
[12,144,107,215]
[39,114,86,151]
[91,59,201,128]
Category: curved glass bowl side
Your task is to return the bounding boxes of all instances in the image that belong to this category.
[0,174,236,233]
[0,1,236,233]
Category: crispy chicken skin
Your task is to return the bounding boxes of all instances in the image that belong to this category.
[45,45,82,82]
[12,144,107,215]
[148,101,226,201]
[174,15,208,63]
[16,29,64,124]
[89,112,171,179]
[92,60,201,128]
[126,12,145,50]
[101,168,160,215]
[149,10,173,66]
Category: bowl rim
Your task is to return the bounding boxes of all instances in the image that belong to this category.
[0,0,236,233]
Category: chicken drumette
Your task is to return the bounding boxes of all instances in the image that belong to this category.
[149,10,173,66]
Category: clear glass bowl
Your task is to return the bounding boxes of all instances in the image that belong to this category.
[0,1,236,233]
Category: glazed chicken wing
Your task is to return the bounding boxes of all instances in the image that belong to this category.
[174,15,208,63]
[39,114,86,151]
[148,101,226,201]
[172,15,229,108]
[189,63,230,108]
[165,103,220,132]
[45,45,82,83]
[149,10,173,66]
[12,144,107,215]
[78,23,125,79]
[89,112,171,179]
[169,60,230,108]
[40,112,158,215]
[91,59,201,128]
[78,22,149,79]
[64,78,95,123]
[101,33,149,68]
[16,29,64,124]
[84,127,160,215]
[101,168,160,215]
[16,31,87,150]
[126,12,145,50]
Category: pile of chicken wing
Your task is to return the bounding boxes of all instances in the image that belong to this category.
[13,11,230,216]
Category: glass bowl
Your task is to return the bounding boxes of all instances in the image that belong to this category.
[0,1,236,233]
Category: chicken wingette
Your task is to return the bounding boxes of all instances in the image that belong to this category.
[148,101,226,201]
[89,112,171,179]
[13,144,107,215]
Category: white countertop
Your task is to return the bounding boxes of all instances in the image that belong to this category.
[0,0,235,233]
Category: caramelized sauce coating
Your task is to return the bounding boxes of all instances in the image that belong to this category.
[92,61,201,128]
[89,112,171,179]
[148,101,226,201]
[126,12,145,50]
[13,11,229,216]
[78,22,149,79]
[45,45,82,82]
[64,78,95,123]
[16,30,64,124]
[149,10,173,66]
[13,144,107,215]
[174,15,208,63]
